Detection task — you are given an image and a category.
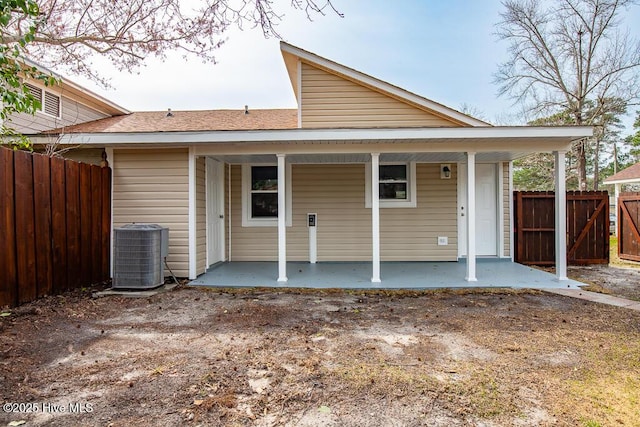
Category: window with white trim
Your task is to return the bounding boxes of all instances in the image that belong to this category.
[24,82,61,118]
[241,164,292,227]
[250,166,278,218]
[365,162,417,208]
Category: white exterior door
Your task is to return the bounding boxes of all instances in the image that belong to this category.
[206,158,225,267]
[458,163,498,257]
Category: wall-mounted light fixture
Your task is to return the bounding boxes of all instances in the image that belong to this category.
[441,164,451,179]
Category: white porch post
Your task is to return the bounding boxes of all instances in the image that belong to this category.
[615,183,621,237]
[188,147,197,280]
[554,150,568,281]
[371,153,381,283]
[466,152,477,282]
[277,154,288,282]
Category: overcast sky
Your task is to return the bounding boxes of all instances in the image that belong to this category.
[70,0,640,133]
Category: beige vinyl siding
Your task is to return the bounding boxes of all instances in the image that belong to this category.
[300,63,461,129]
[292,164,371,261]
[381,163,457,260]
[196,157,206,274]
[8,95,111,133]
[230,165,277,261]
[112,148,190,277]
[502,162,511,257]
[231,163,458,261]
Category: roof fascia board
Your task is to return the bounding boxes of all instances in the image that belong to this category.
[280,42,490,127]
[603,178,640,185]
[55,126,593,146]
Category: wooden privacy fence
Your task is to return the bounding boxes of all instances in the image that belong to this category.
[514,191,609,266]
[0,147,111,308]
[618,192,640,262]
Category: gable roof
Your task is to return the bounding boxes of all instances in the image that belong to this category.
[280,42,490,128]
[46,109,298,134]
[23,58,130,116]
[603,162,640,184]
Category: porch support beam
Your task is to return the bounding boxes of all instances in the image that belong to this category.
[371,153,381,283]
[465,152,477,282]
[277,154,288,283]
[554,150,568,281]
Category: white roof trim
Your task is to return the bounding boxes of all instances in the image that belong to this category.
[603,178,640,185]
[280,42,490,128]
[56,126,592,146]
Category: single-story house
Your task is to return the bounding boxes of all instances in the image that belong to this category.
[604,162,640,236]
[29,42,592,285]
[603,163,640,194]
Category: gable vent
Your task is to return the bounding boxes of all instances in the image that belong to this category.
[25,83,42,102]
[44,92,61,117]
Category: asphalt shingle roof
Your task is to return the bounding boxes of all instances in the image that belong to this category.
[604,162,640,183]
[50,109,298,133]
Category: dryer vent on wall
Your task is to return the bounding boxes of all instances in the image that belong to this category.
[113,224,169,289]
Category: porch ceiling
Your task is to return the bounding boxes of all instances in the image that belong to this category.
[209,151,528,164]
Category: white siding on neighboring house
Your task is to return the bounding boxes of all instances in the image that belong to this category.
[300,63,462,129]
[196,157,206,275]
[112,148,190,277]
[231,163,458,262]
[8,92,111,133]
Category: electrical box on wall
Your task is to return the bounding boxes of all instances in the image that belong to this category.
[307,213,317,227]
[438,236,448,246]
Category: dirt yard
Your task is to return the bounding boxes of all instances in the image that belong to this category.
[1,267,639,427]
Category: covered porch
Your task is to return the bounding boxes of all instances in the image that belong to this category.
[192,126,591,285]
[189,260,584,289]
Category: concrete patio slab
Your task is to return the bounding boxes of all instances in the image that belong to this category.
[189,259,583,290]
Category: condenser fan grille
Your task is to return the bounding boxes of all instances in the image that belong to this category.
[113,224,169,289]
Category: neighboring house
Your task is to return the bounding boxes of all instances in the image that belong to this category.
[9,58,129,163]
[604,162,640,235]
[34,42,592,284]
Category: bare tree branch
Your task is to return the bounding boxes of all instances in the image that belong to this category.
[495,0,640,190]
[0,0,342,85]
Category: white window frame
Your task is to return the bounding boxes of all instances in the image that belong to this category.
[365,161,417,208]
[24,82,61,119]
[241,163,292,227]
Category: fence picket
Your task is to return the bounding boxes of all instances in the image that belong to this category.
[79,164,93,286]
[33,153,53,297]
[13,150,37,303]
[65,161,81,291]
[0,148,18,307]
[50,156,68,294]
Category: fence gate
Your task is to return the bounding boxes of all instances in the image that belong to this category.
[514,191,609,266]
[618,192,640,261]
